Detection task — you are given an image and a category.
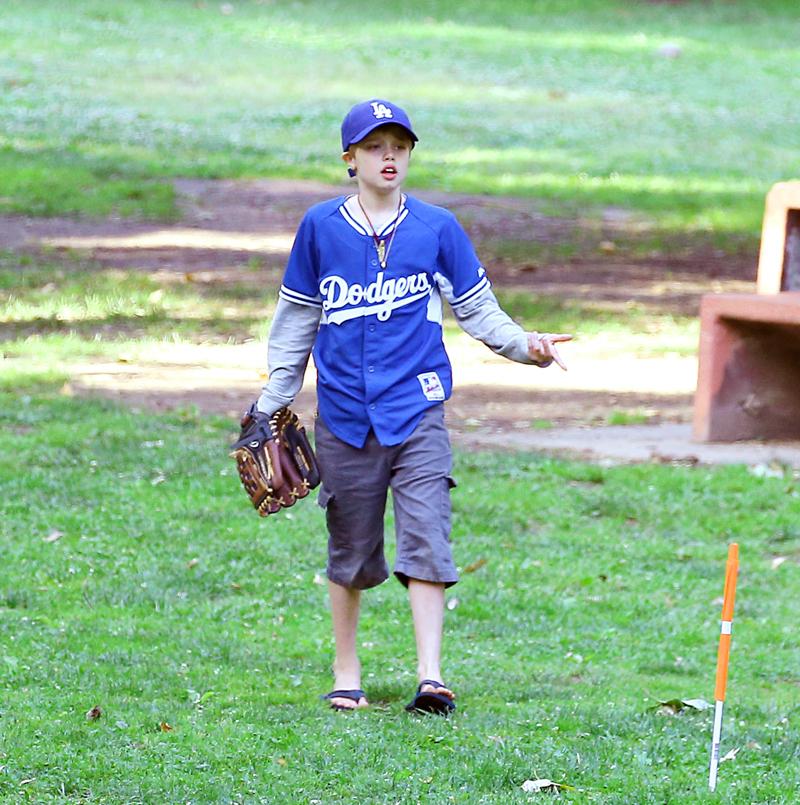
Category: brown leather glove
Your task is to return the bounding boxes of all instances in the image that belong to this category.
[230,405,321,517]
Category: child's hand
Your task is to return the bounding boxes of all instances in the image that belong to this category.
[527,332,573,371]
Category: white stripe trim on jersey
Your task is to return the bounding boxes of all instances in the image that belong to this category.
[323,289,431,326]
[449,276,491,309]
[338,203,370,236]
[279,285,323,308]
[433,270,492,309]
[720,621,732,635]
[376,207,409,237]
[339,195,407,237]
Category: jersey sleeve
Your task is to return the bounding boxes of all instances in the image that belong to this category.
[451,286,550,366]
[279,212,323,308]
[256,297,321,415]
[433,212,491,311]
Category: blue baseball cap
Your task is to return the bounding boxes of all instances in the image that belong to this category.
[341,99,418,152]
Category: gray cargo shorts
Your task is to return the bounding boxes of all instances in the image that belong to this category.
[315,405,458,590]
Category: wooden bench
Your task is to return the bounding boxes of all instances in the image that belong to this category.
[693,182,800,442]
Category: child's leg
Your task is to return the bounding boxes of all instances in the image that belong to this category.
[408,578,448,688]
[327,580,368,709]
[315,417,392,708]
[390,406,458,705]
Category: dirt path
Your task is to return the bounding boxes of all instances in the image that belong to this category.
[3,178,765,458]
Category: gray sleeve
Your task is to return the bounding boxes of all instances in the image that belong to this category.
[451,287,549,366]
[256,298,321,415]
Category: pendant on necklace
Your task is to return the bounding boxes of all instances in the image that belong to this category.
[377,239,386,266]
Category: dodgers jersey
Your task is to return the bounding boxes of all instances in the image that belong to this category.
[280,194,490,448]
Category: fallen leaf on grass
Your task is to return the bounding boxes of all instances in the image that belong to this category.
[141,439,164,449]
[43,529,64,543]
[463,557,488,574]
[188,689,215,708]
[446,597,459,611]
[159,721,173,732]
[521,778,575,793]
[771,556,788,570]
[749,462,784,479]
[85,706,102,721]
[680,698,712,710]
[720,747,740,763]
[187,558,199,569]
[651,697,711,715]
[276,757,287,767]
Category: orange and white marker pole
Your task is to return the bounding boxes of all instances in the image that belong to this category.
[708,543,739,792]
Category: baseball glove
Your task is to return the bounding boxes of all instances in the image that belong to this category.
[230,405,321,517]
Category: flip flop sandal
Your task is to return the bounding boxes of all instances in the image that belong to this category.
[405,679,456,716]
[321,689,367,711]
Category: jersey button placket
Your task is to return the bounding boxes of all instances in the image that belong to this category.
[364,242,379,418]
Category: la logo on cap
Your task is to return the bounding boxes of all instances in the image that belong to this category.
[370,102,393,120]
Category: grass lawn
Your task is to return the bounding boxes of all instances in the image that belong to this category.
[2,5,798,795]
[0,253,277,349]
[1,248,796,802]
[1,388,799,803]
[1,0,799,242]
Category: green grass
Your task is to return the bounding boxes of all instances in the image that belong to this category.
[1,0,799,239]
[2,8,796,799]
[607,409,650,426]
[489,289,701,359]
[0,149,176,219]
[0,254,278,352]
[1,391,799,803]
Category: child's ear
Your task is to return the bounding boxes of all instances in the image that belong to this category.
[341,150,356,175]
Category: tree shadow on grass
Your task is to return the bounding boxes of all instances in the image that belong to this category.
[0,315,263,344]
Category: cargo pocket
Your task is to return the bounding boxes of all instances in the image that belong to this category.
[317,485,334,510]
[442,475,456,543]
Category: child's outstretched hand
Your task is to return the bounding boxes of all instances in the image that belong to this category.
[527,332,573,371]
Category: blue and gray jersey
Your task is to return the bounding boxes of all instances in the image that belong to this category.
[259,194,540,448]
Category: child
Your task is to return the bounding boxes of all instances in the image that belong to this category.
[255,99,571,714]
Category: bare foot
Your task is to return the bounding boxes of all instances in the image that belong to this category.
[405,679,456,715]
[324,689,369,711]
[420,681,455,701]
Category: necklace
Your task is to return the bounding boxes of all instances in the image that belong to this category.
[357,194,402,269]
